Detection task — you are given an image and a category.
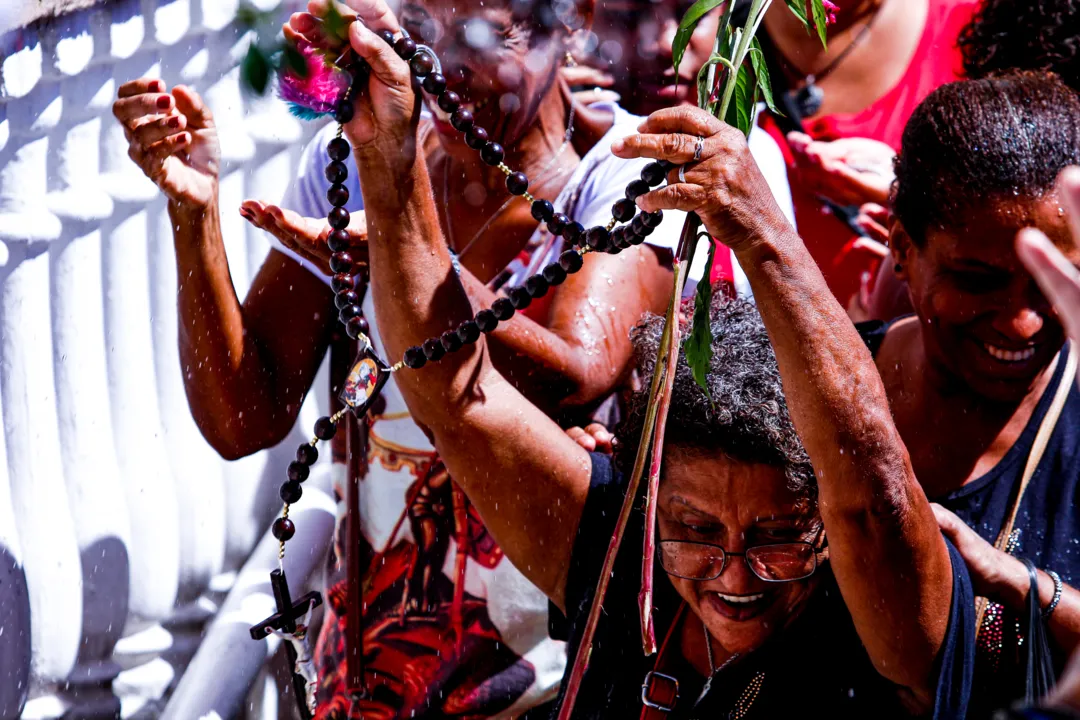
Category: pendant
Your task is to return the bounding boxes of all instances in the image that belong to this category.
[340,344,391,417]
[791,78,824,119]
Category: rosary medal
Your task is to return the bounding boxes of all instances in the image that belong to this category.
[792,78,824,118]
[340,345,391,417]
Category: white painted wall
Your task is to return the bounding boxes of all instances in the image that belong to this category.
[0,1,334,717]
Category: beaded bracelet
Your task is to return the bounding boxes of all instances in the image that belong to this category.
[1045,569,1063,619]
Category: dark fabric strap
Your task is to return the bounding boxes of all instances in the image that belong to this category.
[640,602,689,720]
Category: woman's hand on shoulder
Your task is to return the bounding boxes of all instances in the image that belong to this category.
[932,503,1030,609]
[610,106,793,254]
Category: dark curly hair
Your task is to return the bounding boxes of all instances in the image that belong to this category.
[959,0,1079,90]
[616,293,816,504]
[893,71,1080,245]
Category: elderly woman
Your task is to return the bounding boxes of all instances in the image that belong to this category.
[857,73,1080,716]
[342,1,976,717]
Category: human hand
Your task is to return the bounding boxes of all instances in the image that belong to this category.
[565,424,616,454]
[610,106,791,254]
[1017,167,1080,387]
[854,202,891,246]
[288,1,416,170]
[787,133,894,207]
[932,503,1031,609]
[241,200,367,277]
[113,79,220,208]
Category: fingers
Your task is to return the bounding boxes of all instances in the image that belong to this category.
[1017,228,1080,340]
[314,0,400,33]
[113,91,175,123]
[583,423,614,453]
[349,19,410,89]
[636,106,726,137]
[565,427,597,452]
[561,66,615,89]
[131,113,186,146]
[1060,166,1080,243]
[137,133,190,184]
[172,85,214,130]
[851,237,889,259]
[929,502,962,539]
[634,183,707,214]
[118,77,165,99]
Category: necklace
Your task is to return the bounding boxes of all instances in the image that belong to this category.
[696,620,764,720]
[442,101,577,261]
[775,3,884,119]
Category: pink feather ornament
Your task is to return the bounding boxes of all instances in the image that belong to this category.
[278,41,351,120]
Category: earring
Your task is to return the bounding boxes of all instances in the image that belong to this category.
[894,263,902,273]
[564,51,578,69]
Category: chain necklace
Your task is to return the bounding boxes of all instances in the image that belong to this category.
[697,620,764,720]
[442,101,577,261]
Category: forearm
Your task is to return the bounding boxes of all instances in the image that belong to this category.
[171,199,287,456]
[736,225,951,691]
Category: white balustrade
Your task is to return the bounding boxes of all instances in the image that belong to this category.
[0,1,334,717]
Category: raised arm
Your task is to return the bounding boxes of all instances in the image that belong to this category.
[113,79,335,458]
[615,107,955,704]
[327,2,591,609]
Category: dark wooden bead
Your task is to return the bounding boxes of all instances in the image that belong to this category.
[644,210,664,228]
[314,416,337,441]
[410,52,434,77]
[542,262,567,286]
[331,274,354,294]
[441,329,463,353]
[350,59,371,86]
[328,229,351,253]
[325,161,348,185]
[626,179,651,201]
[637,220,656,237]
[423,338,446,361]
[438,90,461,113]
[423,72,447,95]
[547,212,569,235]
[287,461,310,483]
[506,172,529,196]
[480,142,505,166]
[586,227,611,252]
[330,252,354,274]
[631,214,646,235]
[508,286,532,310]
[531,199,554,222]
[327,184,350,207]
[296,443,319,466]
[345,316,369,339]
[335,99,355,124]
[612,198,637,223]
[280,481,303,504]
[339,304,363,324]
[457,320,481,344]
[525,275,549,298]
[465,126,489,150]
[563,222,585,246]
[559,249,584,274]
[328,206,351,230]
[394,36,417,60]
[335,289,359,310]
[491,297,515,321]
[610,227,630,251]
[327,137,350,162]
[272,517,296,542]
[641,161,668,187]
[451,108,474,132]
[403,346,427,369]
[475,309,498,333]
[376,29,396,45]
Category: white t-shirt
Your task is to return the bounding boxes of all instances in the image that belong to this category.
[274,104,794,717]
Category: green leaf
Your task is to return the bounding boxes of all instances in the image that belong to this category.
[696,54,734,110]
[673,0,728,76]
[783,0,810,29]
[280,42,308,78]
[810,0,829,48]
[323,1,352,45]
[241,43,272,96]
[749,39,780,115]
[686,238,717,399]
[723,63,755,137]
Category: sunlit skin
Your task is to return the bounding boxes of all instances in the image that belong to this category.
[658,446,821,671]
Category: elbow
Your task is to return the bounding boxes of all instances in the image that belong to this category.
[191,404,298,461]
[556,357,627,413]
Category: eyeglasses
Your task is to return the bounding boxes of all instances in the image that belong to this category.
[657,538,824,583]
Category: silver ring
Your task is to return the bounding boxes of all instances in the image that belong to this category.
[678,164,688,183]
[693,135,704,162]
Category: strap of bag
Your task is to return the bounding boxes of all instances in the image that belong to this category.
[975,349,1077,631]
[640,602,689,720]
[1021,558,1057,704]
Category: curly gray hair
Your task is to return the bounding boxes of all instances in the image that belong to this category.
[616,292,816,504]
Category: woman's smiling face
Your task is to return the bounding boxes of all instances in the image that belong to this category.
[657,445,822,659]
[897,192,1079,402]
[401,0,570,149]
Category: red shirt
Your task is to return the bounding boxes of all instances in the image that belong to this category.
[760,0,977,304]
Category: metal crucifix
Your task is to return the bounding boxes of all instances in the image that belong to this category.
[250,569,324,719]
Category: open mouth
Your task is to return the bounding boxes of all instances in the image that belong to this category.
[983,342,1037,363]
[706,590,773,621]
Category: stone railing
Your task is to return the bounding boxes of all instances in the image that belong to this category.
[0,1,338,717]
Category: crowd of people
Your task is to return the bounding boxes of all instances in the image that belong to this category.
[111,0,1080,717]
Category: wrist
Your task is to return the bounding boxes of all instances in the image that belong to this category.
[996,555,1037,610]
[168,193,218,224]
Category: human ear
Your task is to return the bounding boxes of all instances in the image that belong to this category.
[890,220,916,282]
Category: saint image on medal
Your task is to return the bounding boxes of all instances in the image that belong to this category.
[343,357,380,408]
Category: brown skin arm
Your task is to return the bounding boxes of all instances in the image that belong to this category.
[172,201,336,458]
[344,9,591,610]
[616,106,954,707]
